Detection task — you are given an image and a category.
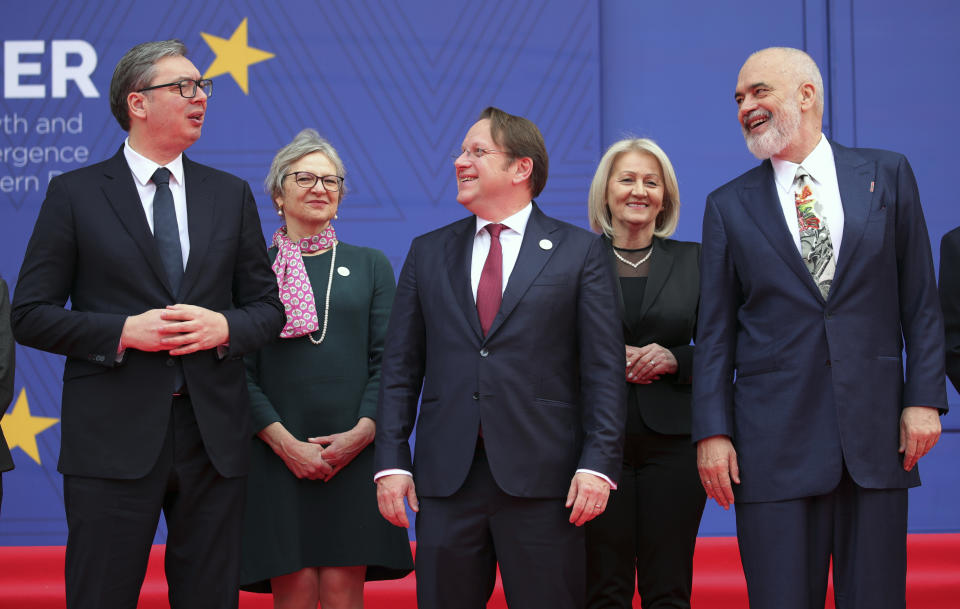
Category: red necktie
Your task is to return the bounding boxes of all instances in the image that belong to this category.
[476,223,505,336]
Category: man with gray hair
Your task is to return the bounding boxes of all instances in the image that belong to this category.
[693,47,946,608]
[12,40,284,608]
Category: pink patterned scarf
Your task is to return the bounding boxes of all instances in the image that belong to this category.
[271,225,337,338]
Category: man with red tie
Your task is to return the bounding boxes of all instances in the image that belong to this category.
[374,107,625,609]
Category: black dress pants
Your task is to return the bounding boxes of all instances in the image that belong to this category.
[586,424,705,608]
[416,442,586,609]
[63,395,246,609]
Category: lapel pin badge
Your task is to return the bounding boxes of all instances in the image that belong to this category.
[337,266,350,277]
[539,239,553,250]
[870,180,875,193]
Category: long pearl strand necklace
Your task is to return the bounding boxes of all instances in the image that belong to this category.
[612,245,652,269]
[307,241,337,345]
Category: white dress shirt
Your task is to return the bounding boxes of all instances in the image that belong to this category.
[123,138,190,268]
[771,133,844,259]
[470,203,533,300]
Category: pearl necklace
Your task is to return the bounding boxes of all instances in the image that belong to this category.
[612,245,652,269]
[307,241,337,345]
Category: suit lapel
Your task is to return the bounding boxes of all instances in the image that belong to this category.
[485,203,558,341]
[739,162,821,298]
[637,237,672,321]
[602,237,632,343]
[829,141,875,292]
[444,216,484,341]
[180,155,215,299]
[100,146,173,296]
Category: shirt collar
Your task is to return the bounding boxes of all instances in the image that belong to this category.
[124,138,185,187]
[475,201,533,237]
[771,133,833,191]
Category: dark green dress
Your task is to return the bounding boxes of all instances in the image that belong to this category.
[239,242,413,592]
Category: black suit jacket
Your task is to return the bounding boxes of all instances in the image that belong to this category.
[941,226,960,393]
[376,203,626,498]
[12,146,284,479]
[0,277,14,473]
[606,237,700,436]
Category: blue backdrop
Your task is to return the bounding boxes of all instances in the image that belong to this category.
[1,0,956,545]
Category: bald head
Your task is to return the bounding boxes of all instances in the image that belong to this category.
[735,47,825,162]
[743,47,824,115]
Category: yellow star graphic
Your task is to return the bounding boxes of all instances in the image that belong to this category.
[1,388,58,465]
[201,18,275,95]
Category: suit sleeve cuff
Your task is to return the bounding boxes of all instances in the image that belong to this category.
[374,468,412,482]
[576,468,617,490]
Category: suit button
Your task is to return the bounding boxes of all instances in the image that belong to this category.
[472,392,480,400]
[480,348,489,357]
[824,312,832,320]
[826,359,832,367]
[166,358,175,367]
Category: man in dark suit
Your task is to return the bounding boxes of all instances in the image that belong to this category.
[374,107,625,609]
[940,227,960,393]
[12,40,284,609]
[693,47,946,609]
[0,277,14,513]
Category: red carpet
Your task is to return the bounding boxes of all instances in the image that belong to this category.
[0,534,957,608]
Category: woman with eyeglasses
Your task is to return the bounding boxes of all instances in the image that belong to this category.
[239,129,412,609]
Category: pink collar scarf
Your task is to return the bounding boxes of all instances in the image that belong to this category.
[271,225,337,338]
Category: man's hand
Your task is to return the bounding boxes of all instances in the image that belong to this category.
[697,435,740,509]
[308,418,375,481]
[565,472,611,527]
[159,304,229,355]
[899,406,941,471]
[376,474,418,528]
[120,309,182,352]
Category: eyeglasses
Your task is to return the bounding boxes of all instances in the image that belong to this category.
[451,146,507,161]
[285,172,345,192]
[137,78,213,99]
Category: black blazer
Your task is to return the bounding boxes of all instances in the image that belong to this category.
[0,277,14,473]
[941,226,960,393]
[606,236,700,436]
[12,146,284,479]
[376,203,626,498]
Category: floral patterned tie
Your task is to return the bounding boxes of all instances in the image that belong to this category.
[794,166,835,299]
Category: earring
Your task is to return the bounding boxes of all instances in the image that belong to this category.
[334,213,339,219]
[277,206,283,216]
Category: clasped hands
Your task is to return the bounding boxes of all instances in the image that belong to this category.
[120,304,228,355]
[696,406,942,510]
[273,418,375,482]
[625,343,677,384]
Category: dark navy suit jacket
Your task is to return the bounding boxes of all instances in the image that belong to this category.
[693,141,947,503]
[12,147,284,479]
[375,203,626,498]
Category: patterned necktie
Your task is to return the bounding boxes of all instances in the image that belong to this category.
[152,167,183,297]
[794,166,835,299]
[476,223,505,336]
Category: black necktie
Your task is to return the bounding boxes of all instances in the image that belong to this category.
[152,167,183,297]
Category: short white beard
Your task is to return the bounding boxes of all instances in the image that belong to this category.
[742,97,802,160]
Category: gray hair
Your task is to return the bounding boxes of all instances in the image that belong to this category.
[265,129,347,210]
[750,47,825,114]
[587,138,681,240]
[109,40,187,131]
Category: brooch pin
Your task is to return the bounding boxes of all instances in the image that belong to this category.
[539,239,553,250]
[337,266,350,277]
